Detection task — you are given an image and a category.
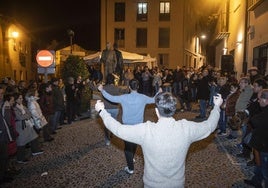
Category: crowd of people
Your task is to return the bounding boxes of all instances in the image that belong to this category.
[1,62,268,186]
[0,75,86,185]
[95,64,268,187]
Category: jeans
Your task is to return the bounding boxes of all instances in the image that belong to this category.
[199,99,207,118]
[105,109,119,142]
[191,87,197,102]
[209,85,216,106]
[261,152,268,187]
[52,111,61,132]
[153,83,160,96]
[124,141,137,171]
[218,110,227,133]
[173,82,182,97]
[249,152,268,187]
[66,101,75,124]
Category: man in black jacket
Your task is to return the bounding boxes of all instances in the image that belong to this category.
[244,89,268,187]
[196,69,210,119]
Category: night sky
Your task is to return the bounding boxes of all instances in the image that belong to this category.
[0,0,100,51]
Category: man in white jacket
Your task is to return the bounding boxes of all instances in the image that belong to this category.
[95,92,223,188]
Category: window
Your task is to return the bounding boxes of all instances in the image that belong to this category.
[159,1,170,21]
[137,2,148,21]
[253,43,268,75]
[115,2,125,22]
[19,52,26,67]
[158,28,170,48]
[136,28,147,48]
[114,28,125,48]
[158,53,169,66]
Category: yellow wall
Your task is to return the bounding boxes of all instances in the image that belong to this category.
[101,0,185,69]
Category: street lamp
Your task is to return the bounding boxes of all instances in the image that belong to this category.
[67,29,75,54]
[200,34,206,39]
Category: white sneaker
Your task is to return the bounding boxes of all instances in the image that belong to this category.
[105,141,110,146]
[32,150,44,156]
[124,166,134,174]
[17,159,29,164]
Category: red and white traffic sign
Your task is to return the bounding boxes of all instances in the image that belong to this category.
[36,50,54,67]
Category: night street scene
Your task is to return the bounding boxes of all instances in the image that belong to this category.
[1,0,268,187]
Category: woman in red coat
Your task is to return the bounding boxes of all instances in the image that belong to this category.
[2,93,19,175]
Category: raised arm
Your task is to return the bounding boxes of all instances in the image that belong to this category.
[98,84,122,103]
[95,100,145,144]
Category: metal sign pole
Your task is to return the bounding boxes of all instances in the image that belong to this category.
[44,68,48,83]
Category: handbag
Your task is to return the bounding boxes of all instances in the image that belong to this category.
[24,119,34,128]
[33,118,42,129]
[33,116,47,129]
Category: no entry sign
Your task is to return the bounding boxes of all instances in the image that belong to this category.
[36,50,54,67]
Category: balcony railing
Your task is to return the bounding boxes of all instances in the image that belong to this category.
[248,0,264,11]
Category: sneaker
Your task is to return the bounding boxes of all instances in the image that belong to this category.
[216,129,221,133]
[32,150,44,156]
[244,179,262,187]
[17,159,29,164]
[226,134,237,140]
[44,137,54,142]
[105,140,110,146]
[217,131,227,136]
[124,166,134,174]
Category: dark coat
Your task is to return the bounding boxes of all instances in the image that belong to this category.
[65,84,76,102]
[52,85,65,111]
[196,76,210,100]
[247,93,262,119]
[249,106,268,152]
[218,84,230,100]
[0,113,12,144]
[39,92,54,116]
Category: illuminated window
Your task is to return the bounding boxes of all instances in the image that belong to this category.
[158,28,170,48]
[114,28,125,48]
[137,2,148,21]
[159,1,170,21]
[136,28,147,47]
[115,2,125,22]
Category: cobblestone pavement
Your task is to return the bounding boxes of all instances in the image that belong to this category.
[2,102,255,188]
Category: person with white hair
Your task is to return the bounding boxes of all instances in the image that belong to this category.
[95,92,223,187]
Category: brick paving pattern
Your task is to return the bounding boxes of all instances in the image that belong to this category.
[2,101,255,188]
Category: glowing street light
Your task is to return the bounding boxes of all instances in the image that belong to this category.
[11,31,19,38]
[200,34,206,39]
